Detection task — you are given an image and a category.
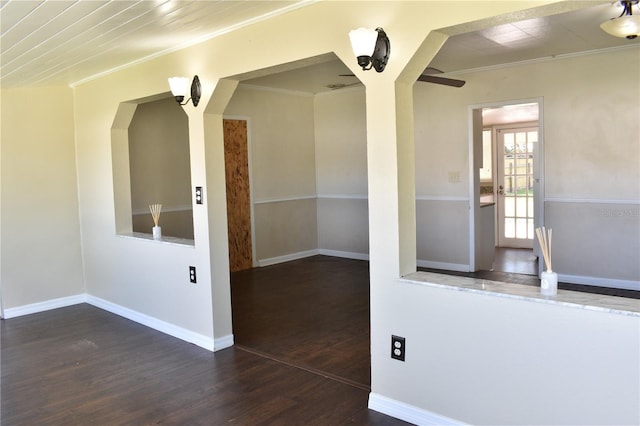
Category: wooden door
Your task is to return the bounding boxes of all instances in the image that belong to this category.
[223,119,253,272]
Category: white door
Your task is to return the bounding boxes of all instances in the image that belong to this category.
[497,126,538,248]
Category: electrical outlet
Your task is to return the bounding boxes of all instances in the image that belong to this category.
[189,266,197,284]
[195,186,203,204]
[391,335,405,361]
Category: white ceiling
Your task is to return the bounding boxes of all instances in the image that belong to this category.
[0,0,310,88]
[1,0,638,92]
[244,1,639,94]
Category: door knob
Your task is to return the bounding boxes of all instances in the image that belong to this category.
[498,185,504,195]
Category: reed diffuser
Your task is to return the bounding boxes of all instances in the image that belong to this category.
[535,226,557,296]
[149,203,162,240]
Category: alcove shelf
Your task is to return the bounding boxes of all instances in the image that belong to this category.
[118,232,195,247]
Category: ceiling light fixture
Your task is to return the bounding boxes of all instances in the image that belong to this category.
[600,0,640,39]
[168,75,201,106]
[348,27,390,72]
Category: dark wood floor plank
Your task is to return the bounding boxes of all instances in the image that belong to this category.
[4,254,633,425]
[231,256,372,388]
[1,304,408,425]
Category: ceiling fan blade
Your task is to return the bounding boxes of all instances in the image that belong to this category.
[423,67,444,75]
[338,72,465,88]
[417,74,466,88]
[326,82,362,90]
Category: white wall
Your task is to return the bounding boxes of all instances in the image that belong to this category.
[373,280,640,425]
[73,61,216,347]
[1,87,84,310]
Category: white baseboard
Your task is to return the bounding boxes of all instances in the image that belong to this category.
[214,334,234,351]
[2,294,86,319]
[417,259,469,272]
[257,249,320,266]
[85,295,215,352]
[558,273,640,291]
[368,393,466,426]
[318,249,369,261]
[258,249,369,267]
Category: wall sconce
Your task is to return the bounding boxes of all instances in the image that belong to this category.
[600,0,639,39]
[168,75,201,106]
[348,27,390,72]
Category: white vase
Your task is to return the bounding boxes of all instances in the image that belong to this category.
[540,270,557,296]
[152,226,162,240]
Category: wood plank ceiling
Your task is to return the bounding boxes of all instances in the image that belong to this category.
[0,0,309,88]
[0,0,638,90]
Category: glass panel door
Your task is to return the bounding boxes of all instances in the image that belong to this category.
[497,127,537,248]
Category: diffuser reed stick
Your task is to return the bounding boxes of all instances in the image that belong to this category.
[149,203,162,227]
[535,226,553,272]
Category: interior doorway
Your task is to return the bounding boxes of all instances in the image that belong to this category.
[470,100,543,275]
[496,124,538,249]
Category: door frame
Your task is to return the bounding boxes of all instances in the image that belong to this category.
[495,122,538,249]
[467,97,545,273]
[223,115,257,268]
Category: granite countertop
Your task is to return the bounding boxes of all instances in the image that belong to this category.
[402,271,640,317]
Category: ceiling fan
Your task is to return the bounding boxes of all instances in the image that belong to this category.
[417,67,466,87]
[333,66,465,89]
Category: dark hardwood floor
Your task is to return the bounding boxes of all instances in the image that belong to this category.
[231,256,371,390]
[1,303,408,425]
[4,254,636,424]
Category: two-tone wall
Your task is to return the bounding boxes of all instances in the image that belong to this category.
[2,2,638,424]
[414,47,640,288]
[224,85,318,264]
[227,47,639,289]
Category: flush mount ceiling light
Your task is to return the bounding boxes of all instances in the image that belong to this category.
[600,0,640,39]
[348,27,390,72]
[168,75,201,106]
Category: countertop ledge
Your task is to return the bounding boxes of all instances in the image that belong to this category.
[118,232,195,247]
[402,271,640,317]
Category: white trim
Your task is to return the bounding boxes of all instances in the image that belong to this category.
[254,195,317,204]
[132,204,192,215]
[416,195,468,202]
[417,259,470,272]
[85,295,215,352]
[318,249,369,261]
[558,274,640,292]
[317,194,368,200]
[214,334,235,351]
[368,393,466,426]
[545,198,640,205]
[2,294,86,319]
[257,249,320,267]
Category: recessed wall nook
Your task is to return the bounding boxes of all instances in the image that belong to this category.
[111,94,195,246]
